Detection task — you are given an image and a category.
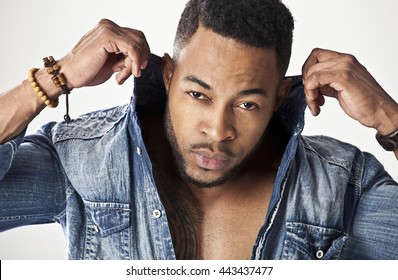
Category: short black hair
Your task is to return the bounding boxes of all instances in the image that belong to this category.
[173,0,294,77]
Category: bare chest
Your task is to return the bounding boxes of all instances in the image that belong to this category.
[194,192,270,259]
[157,179,272,260]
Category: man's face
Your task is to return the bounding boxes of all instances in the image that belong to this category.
[163,26,288,188]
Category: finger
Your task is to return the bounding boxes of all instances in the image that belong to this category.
[118,31,151,76]
[115,56,133,84]
[304,67,338,116]
[111,53,126,72]
[122,28,151,73]
[316,92,325,107]
[307,94,326,116]
[102,37,142,77]
[306,69,347,97]
[305,59,340,82]
[110,54,131,84]
[302,48,341,80]
[127,29,151,69]
[96,20,150,77]
[305,87,321,116]
[304,70,347,117]
[304,53,358,105]
[113,33,150,82]
[116,68,132,85]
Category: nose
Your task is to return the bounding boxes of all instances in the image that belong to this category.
[201,107,236,142]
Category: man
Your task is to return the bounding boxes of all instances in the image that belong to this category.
[0,0,397,259]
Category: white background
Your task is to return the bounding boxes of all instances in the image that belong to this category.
[0,0,397,259]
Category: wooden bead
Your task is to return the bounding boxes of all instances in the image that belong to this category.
[27,57,70,111]
[46,67,54,74]
[57,74,66,85]
[43,57,50,67]
[48,99,59,108]
[51,76,61,87]
[28,68,38,75]
[28,68,38,82]
[28,65,59,108]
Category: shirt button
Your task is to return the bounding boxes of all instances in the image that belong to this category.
[316,249,324,259]
[136,147,142,155]
[153,209,162,218]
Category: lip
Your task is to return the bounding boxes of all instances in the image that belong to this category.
[192,150,230,171]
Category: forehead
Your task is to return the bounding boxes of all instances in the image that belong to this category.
[173,26,280,90]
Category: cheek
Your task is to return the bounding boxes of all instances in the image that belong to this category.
[238,122,266,146]
[235,112,272,149]
[168,99,199,145]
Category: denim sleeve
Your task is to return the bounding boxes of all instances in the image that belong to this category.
[0,126,67,232]
[342,152,398,259]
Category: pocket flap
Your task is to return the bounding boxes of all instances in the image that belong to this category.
[84,200,131,238]
[283,222,348,260]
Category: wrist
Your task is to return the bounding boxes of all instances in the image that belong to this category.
[57,56,75,90]
[25,67,62,114]
[373,99,398,136]
[32,67,64,100]
[376,129,398,151]
[22,78,46,114]
[42,56,73,123]
[374,99,398,152]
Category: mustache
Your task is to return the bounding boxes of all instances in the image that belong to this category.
[190,143,236,158]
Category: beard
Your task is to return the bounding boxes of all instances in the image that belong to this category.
[164,102,269,189]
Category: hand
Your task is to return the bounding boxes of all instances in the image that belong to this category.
[302,48,398,136]
[58,19,150,89]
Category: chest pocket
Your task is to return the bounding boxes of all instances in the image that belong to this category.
[83,200,131,259]
[282,222,348,260]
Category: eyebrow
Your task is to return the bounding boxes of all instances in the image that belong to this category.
[238,88,268,96]
[183,75,212,90]
[182,75,268,96]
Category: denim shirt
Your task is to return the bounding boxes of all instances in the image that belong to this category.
[1,54,397,260]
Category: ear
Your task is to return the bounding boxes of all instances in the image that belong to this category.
[161,53,174,94]
[275,77,292,111]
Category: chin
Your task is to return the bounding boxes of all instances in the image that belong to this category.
[180,166,236,189]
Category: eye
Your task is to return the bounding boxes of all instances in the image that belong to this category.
[238,102,258,110]
[188,91,206,100]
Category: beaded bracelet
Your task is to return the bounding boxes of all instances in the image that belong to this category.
[43,56,72,123]
[28,68,59,108]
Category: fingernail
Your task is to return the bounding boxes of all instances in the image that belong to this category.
[119,77,126,85]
